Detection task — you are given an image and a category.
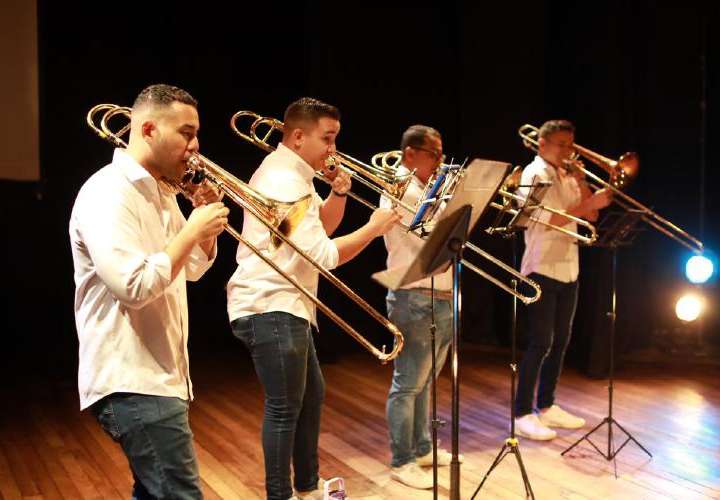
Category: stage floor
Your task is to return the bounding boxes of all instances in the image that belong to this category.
[1,346,718,499]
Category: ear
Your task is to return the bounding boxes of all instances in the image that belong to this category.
[537,136,546,149]
[291,128,304,150]
[141,120,156,143]
[402,146,415,162]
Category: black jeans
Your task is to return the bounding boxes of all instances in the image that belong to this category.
[515,273,579,417]
[231,311,324,500]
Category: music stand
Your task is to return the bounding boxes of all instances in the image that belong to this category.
[561,209,652,471]
[471,179,552,500]
[373,159,510,500]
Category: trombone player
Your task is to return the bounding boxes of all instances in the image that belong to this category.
[71,84,228,498]
[514,119,612,441]
[226,97,399,500]
[381,125,460,490]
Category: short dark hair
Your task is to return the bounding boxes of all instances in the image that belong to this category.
[283,97,340,134]
[538,119,574,139]
[132,84,198,111]
[400,124,441,150]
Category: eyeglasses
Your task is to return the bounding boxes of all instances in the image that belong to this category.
[411,146,445,162]
[544,138,575,150]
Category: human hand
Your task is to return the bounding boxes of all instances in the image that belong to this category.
[330,169,351,196]
[189,180,224,207]
[562,158,585,180]
[588,188,613,210]
[368,208,401,236]
[187,202,229,242]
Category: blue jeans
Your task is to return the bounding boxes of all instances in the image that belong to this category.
[231,312,324,500]
[90,393,201,500]
[386,289,452,468]
[515,273,579,417]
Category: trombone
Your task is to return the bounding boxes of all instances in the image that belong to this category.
[230,111,541,304]
[86,104,404,363]
[374,152,598,245]
[230,111,416,212]
[518,124,704,254]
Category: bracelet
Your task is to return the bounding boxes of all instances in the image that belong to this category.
[332,190,347,197]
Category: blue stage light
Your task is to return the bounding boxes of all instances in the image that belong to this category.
[685,255,714,284]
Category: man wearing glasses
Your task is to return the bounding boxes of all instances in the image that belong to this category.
[380,125,461,490]
[514,119,612,441]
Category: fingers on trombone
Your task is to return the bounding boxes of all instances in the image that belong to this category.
[191,181,224,207]
[330,169,352,194]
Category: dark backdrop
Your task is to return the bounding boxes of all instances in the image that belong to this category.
[2,1,717,382]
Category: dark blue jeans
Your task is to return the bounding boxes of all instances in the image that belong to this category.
[90,393,201,500]
[231,311,324,500]
[515,273,579,417]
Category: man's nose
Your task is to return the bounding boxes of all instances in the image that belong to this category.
[188,137,200,153]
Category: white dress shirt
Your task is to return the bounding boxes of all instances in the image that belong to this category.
[70,149,216,410]
[380,165,453,292]
[518,155,582,283]
[226,143,339,326]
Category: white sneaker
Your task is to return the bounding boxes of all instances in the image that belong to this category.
[514,414,557,441]
[538,405,586,429]
[390,462,433,489]
[416,448,464,466]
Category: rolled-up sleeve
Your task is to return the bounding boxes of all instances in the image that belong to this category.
[256,172,339,268]
[185,241,216,281]
[301,218,339,269]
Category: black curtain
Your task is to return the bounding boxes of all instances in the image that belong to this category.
[2,1,716,381]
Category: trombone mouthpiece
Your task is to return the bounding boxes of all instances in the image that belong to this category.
[325,157,338,172]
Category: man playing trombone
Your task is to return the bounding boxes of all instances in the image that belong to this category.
[226,97,400,500]
[71,84,229,498]
[380,125,460,490]
[514,119,612,440]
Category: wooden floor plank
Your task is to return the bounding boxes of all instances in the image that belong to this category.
[0,445,23,500]
[1,348,718,499]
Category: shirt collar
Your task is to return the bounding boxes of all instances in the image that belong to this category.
[276,143,316,183]
[112,148,158,186]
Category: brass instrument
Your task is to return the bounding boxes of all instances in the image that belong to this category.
[230,110,416,213]
[490,167,598,244]
[377,151,598,245]
[518,124,704,253]
[89,105,310,250]
[230,111,542,304]
[373,155,544,304]
[86,104,404,362]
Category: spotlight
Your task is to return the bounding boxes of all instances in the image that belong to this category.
[685,254,714,284]
[675,293,705,322]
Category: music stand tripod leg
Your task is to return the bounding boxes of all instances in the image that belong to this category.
[561,243,651,465]
[472,235,535,499]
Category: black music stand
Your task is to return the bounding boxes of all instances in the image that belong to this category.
[561,209,652,471]
[373,159,509,500]
[471,179,551,500]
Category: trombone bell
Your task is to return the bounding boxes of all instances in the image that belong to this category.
[274,196,312,250]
